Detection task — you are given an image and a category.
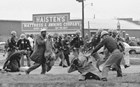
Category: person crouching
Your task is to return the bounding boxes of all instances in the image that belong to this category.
[2,50,27,72]
[68,51,100,81]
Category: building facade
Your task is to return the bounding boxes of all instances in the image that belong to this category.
[0,20,22,41]
[22,13,82,35]
[0,13,140,42]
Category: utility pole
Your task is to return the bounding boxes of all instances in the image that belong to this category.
[88,21,90,29]
[82,0,85,38]
[76,0,85,38]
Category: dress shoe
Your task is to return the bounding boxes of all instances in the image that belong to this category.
[124,65,130,68]
[25,70,30,75]
[117,74,122,77]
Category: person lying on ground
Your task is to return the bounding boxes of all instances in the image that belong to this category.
[68,51,100,81]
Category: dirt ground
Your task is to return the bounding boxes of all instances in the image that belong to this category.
[0,53,140,87]
[0,72,140,87]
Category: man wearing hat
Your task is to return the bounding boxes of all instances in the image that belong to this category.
[90,31,123,81]
[25,28,47,74]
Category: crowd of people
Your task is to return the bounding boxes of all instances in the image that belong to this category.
[2,29,84,72]
[1,28,134,81]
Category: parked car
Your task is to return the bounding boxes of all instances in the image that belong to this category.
[0,42,6,52]
[123,42,140,54]
[129,46,140,54]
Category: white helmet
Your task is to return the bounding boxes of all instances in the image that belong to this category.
[76,30,81,35]
[101,31,108,38]
[40,28,46,32]
[11,31,17,35]
[20,34,26,39]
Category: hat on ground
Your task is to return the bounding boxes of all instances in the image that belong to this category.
[100,31,108,38]
[40,28,47,32]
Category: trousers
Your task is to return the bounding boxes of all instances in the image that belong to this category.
[26,62,46,74]
[20,51,31,67]
[102,49,123,78]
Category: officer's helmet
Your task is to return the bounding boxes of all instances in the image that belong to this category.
[11,31,17,36]
[20,34,26,39]
[76,30,81,36]
[100,31,108,38]
[113,29,118,35]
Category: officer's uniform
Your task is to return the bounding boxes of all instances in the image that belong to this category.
[54,37,65,67]
[70,35,84,58]
[17,38,31,67]
[91,33,123,81]
[62,38,70,66]
[6,36,17,59]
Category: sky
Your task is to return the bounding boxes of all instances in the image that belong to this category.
[0,0,140,20]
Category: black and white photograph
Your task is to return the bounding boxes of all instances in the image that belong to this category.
[0,0,140,87]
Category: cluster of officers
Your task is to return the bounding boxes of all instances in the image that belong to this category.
[2,28,129,81]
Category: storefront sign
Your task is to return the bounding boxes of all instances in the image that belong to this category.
[22,13,82,31]
[33,13,69,23]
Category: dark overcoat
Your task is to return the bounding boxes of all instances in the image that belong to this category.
[30,35,46,63]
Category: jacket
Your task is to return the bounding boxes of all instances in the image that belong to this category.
[30,35,46,63]
[7,37,17,51]
[44,38,53,57]
[70,36,84,49]
[17,38,31,50]
[91,35,118,54]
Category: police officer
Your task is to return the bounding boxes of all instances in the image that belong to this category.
[17,34,31,67]
[112,30,130,68]
[62,36,70,66]
[90,31,123,81]
[53,35,66,67]
[70,30,84,58]
[27,34,34,56]
[6,31,17,59]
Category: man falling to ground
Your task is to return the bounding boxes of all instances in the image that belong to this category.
[68,49,100,81]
